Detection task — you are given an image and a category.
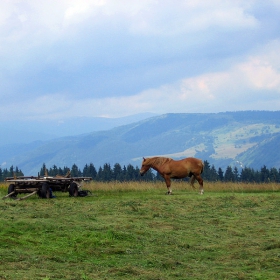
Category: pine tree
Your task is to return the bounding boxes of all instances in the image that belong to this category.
[97,166,103,181]
[240,167,255,182]
[9,165,14,177]
[2,168,9,179]
[40,163,47,176]
[210,165,219,181]
[224,166,234,182]
[101,163,112,181]
[233,167,239,182]
[88,163,97,179]
[49,165,58,176]
[57,167,64,176]
[218,168,224,181]
[126,164,136,180]
[15,167,24,177]
[269,167,279,182]
[122,166,127,181]
[260,165,270,182]
[202,160,211,181]
[254,170,261,183]
[71,164,81,177]
[134,166,141,181]
[63,166,70,176]
[113,163,123,181]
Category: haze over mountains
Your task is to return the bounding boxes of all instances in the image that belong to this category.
[1,111,280,175]
[0,113,158,146]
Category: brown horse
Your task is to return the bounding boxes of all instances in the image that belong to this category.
[140,157,204,194]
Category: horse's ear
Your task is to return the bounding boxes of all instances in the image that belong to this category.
[143,157,146,161]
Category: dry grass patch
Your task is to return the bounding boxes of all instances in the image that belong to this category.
[82,181,280,194]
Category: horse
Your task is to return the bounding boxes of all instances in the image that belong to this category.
[140,157,204,195]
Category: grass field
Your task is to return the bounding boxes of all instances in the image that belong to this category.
[0,181,280,280]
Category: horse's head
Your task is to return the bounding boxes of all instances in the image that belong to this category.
[140,157,150,176]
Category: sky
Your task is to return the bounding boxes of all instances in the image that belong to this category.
[1,0,280,123]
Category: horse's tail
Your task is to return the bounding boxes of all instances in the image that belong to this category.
[200,160,204,174]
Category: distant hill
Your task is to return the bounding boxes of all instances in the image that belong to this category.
[1,111,280,174]
[0,112,158,146]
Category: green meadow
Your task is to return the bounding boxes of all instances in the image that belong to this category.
[0,182,280,280]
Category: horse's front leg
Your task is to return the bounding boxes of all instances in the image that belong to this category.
[164,176,172,195]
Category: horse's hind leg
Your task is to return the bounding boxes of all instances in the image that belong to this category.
[195,174,204,195]
[190,175,196,190]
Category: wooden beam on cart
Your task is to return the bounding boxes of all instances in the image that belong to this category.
[2,191,16,200]
[15,191,38,201]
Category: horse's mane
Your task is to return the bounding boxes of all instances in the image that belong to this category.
[147,157,172,166]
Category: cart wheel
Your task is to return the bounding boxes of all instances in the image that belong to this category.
[40,183,50,199]
[69,182,78,197]
[8,184,17,198]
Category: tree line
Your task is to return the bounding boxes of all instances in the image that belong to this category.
[0,166,24,182]
[1,161,280,183]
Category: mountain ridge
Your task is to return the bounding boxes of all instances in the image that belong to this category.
[0,112,158,146]
[1,111,280,174]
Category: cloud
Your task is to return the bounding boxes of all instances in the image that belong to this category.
[1,38,279,121]
[128,0,258,36]
[0,1,280,121]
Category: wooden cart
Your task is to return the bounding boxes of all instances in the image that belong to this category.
[3,174,92,200]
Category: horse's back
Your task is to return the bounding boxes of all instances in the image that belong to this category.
[180,157,203,173]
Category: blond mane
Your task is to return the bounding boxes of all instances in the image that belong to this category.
[146,157,172,167]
